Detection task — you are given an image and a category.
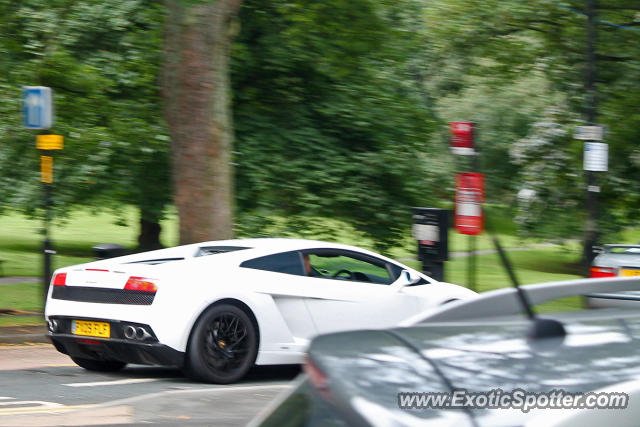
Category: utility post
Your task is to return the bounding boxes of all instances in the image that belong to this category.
[23,86,63,304]
[450,122,484,292]
[583,0,599,269]
[42,149,53,295]
[37,134,64,299]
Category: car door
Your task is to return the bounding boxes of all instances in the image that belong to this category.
[239,250,320,341]
[299,249,421,334]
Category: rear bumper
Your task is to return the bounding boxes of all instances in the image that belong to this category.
[46,315,184,367]
[48,334,184,367]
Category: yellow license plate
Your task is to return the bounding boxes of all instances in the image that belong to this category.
[620,269,640,277]
[71,320,110,338]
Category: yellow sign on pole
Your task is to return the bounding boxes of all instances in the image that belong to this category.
[36,134,64,150]
[41,155,53,183]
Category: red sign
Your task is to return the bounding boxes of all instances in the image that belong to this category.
[455,173,484,235]
[450,122,474,149]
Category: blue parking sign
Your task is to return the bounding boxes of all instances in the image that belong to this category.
[23,86,53,129]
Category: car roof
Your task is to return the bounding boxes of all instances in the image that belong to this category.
[166,237,395,261]
[74,237,402,270]
[195,237,372,253]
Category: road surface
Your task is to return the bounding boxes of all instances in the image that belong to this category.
[0,344,298,426]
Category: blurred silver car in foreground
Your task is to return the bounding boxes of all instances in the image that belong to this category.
[252,277,640,427]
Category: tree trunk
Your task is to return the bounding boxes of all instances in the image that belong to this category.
[137,213,163,252]
[162,0,241,244]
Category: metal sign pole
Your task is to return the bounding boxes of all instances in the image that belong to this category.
[469,152,479,292]
[43,159,53,301]
[37,137,63,302]
[468,234,476,292]
[450,121,482,292]
[23,86,57,307]
[584,0,599,269]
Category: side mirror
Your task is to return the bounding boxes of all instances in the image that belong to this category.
[394,269,421,289]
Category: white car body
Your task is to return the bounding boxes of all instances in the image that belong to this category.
[45,238,476,382]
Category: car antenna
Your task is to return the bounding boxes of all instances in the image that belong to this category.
[491,236,566,339]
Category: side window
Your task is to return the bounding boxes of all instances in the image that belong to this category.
[240,251,304,276]
[305,252,394,285]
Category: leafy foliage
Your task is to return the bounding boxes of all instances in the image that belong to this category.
[0,0,170,246]
[421,0,640,241]
[1,0,640,251]
[232,0,444,250]
[509,106,584,237]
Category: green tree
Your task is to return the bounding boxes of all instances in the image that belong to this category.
[162,0,242,245]
[0,0,170,251]
[232,0,443,250]
[420,0,640,248]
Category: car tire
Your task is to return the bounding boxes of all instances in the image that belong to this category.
[185,304,258,384]
[70,356,126,372]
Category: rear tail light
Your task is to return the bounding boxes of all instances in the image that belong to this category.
[304,357,330,398]
[52,272,67,286]
[589,267,617,278]
[124,276,158,292]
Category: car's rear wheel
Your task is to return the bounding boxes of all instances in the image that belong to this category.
[70,356,126,372]
[185,304,258,384]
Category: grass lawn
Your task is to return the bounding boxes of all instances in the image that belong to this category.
[0,207,179,276]
[0,282,42,311]
[1,246,585,326]
[0,206,624,327]
[0,282,44,326]
[0,206,542,276]
[400,245,583,292]
[398,244,585,313]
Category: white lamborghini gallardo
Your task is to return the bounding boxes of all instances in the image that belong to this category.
[45,238,476,383]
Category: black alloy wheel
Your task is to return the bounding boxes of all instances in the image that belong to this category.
[185,304,258,384]
[70,356,127,372]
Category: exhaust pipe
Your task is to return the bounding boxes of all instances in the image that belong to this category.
[124,325,136,340]
[135,327,152,341]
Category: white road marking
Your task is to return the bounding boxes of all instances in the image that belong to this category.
[0,401,61,408]
[0,400,69,416]
[0,398,13,400]
[62,378,158,388]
